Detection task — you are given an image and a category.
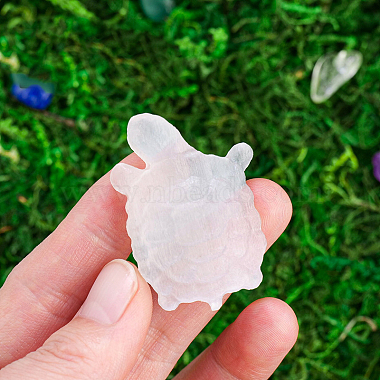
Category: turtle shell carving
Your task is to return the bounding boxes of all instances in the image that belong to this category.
[110,113,267,311]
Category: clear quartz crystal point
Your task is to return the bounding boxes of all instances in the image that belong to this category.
[110,114,267,311]
[310,50,363,104]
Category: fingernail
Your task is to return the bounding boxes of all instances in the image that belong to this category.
[78,260,138,325]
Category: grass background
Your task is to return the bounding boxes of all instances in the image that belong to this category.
[0,0,379,378]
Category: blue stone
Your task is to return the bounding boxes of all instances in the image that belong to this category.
[11,84,54,110]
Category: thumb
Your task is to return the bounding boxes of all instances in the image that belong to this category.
[0,260,152,380]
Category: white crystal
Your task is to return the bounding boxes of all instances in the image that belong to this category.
[310,50,363,104]
[110,114,267,311]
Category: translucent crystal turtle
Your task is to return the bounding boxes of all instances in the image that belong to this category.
[111,114,267,311]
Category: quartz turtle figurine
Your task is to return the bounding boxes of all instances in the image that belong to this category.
[111,113,267,311]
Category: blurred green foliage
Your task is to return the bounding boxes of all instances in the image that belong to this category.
[0,0,379,378]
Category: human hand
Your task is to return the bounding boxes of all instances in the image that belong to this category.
[0,153,298,380]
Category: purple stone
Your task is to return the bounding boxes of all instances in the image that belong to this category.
[373,152,380,182]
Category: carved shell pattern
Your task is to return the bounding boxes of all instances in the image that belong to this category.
[111,114,267,311]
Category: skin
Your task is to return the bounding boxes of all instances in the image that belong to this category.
[0,153,298,380]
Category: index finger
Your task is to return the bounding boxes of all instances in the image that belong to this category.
[0,153,145,367]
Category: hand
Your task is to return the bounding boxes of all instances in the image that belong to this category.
[0,153,298,380]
